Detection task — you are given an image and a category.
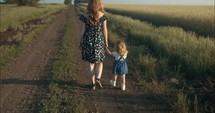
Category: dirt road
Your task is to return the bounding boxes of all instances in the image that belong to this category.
[0,8,68,113]
[1,6,161,113]
[71,6,160,113]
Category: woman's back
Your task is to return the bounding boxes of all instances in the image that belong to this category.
[80,12,106,27]
[79,12,107,63]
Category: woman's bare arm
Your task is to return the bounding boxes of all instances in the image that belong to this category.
[103,19,108,48]
[106,47,112,55]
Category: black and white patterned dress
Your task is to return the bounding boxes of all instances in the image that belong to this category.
[79,14,107,63]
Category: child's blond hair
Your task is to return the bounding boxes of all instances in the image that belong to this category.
[116,40,128,56]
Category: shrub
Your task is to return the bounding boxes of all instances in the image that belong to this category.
[17,0,40,6]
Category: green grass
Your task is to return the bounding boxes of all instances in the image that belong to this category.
[107,13,214,113]
[106,12,215,79]
[104,4,214,37]
[0,4,67,32]
[0,14,58,70]
[39,7,87,113]
[76,5,214,113]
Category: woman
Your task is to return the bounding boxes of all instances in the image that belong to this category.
[79,0,108,90]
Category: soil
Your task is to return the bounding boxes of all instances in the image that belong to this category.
[71,6,161,113]
[0,7,68,113]
[0,10,61,47]
[0,6,162,113]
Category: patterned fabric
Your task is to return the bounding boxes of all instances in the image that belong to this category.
[79,14,107,63]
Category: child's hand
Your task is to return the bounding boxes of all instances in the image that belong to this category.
[105,47,112,55]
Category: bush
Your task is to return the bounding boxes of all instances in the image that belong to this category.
[3,0,16,4]
[17,0,40,6]
[64,0,71,5]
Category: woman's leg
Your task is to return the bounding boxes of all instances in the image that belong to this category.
[88,63,95,84]
[95,62,103,79]
[95,62,103,88]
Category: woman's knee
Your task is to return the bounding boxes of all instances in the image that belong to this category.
[95,62,103,67]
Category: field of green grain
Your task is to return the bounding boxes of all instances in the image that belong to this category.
[76,4,215,113]
[0,4,67,32]
[104,4,215,37]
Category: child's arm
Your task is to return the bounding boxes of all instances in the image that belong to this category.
[105,47,112,55]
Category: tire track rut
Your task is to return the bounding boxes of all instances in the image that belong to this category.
[0,8,68,113]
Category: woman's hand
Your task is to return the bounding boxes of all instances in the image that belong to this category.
[105,46,112,55]
[105,42,108,48]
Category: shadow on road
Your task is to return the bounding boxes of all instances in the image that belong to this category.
[0,77,48,86]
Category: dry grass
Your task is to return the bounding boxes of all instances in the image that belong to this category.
[105,4,215,37]
[0,4,67,32]
[76,4,215,113]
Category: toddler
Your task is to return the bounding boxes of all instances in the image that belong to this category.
[106,40,128,91]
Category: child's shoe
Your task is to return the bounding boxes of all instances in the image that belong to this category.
[91,83,95,90]
[121,84,125,91]
[110,80,116,87]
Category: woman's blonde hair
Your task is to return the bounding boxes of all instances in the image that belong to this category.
[116,40,128,56]
[87,0,106,25]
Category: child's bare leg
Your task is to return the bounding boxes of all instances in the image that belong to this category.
[110,75,117,87]
[121,74,126,90]
[113,75,117,81]
[88,63,95,84]
[121,74,126,85]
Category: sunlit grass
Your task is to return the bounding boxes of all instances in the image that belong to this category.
[76,5,215,113]
[39,8,87,113]
[0,4,67,32]
[0,14,58,70]
[104,4,215,37]
[107,13,215,79]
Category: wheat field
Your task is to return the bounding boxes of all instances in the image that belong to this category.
[105,4,215,37]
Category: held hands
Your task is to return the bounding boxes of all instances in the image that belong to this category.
[105,45,112,55]
[105,42,109,48]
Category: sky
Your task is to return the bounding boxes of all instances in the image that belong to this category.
[0,0,214,5]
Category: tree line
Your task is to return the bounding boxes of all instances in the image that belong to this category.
[3,0,40,6]
[3,0,88,6]
[74,0,88,4]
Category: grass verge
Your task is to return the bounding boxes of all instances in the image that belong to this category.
[38,6,87,113]
[0,4,67,32]
[76,5,214,113]
[0,9,64,70]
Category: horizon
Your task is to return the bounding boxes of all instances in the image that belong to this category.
[0,0,214,6]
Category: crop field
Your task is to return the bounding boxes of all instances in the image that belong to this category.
[0,4,67,32]
[77,4,215,113]
[1,3,214,113]
[104,4,215,37]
